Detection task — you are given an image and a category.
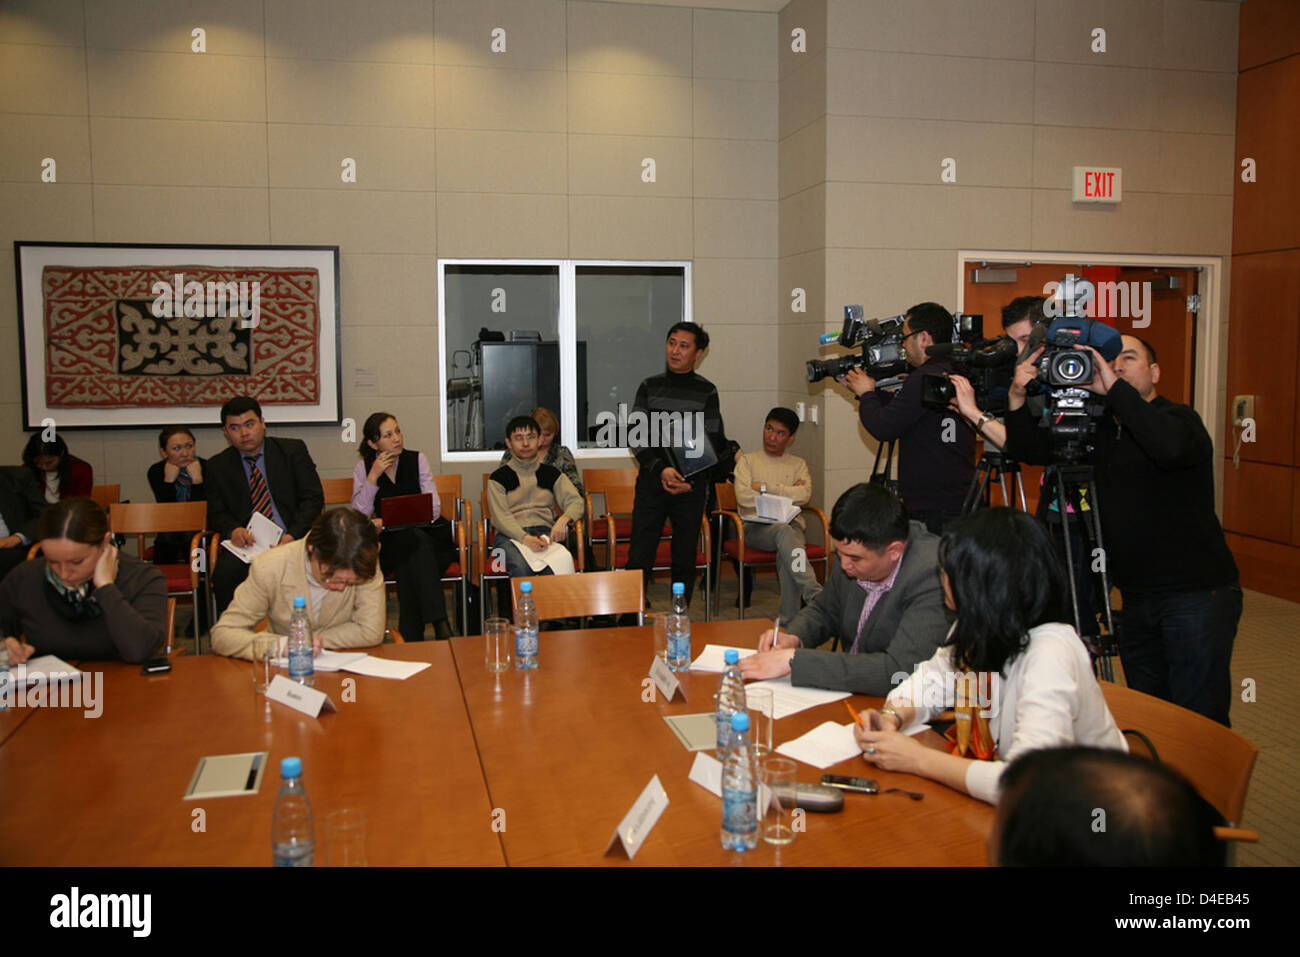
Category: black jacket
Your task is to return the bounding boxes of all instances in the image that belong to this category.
[204,438,324,541]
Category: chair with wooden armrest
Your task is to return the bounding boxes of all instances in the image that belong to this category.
[510,570,644,625]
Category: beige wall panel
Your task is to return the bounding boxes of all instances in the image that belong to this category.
[694,9,777,83]
[824,248,957,322]
[88,49,265,121]
[702,323,778,391]
[1034,0,1163,68]
[341,323,438,396]
[827,0,1034,60]
[569,73,693,137]
[567,1,692,77]
[1032,126,1161,191]
[567,196,691,260]
[779,185,826,258]
[821,397,873,471]
[1035,63,1158,130]
[1153,193,1233,256]
[280,424,359,476]
[97,430,170,504]
[1155,0,1239,72]
[267,58,434,127]
[778,51,826,138]
[0,184,92,242]
[92,118,268,187]
[1151,69,1236,135]
[693,138,776,201]
[437,65,566,132]
[828,117,1034,188]
[336,397,441,467]
[433,0,566,71]
[824,465,876,513]
[825,183,1032,251]
[694,199,777,259]
[437,130,564,194]
[828,49,1035,124]
[0,114,91,183]
[0,43,86,115]
[778,254,826,340]
[86,0,264,56]
[779,0,827,80]
[779,319,829,394]
[0,0,84,46]
[717,389,779,454]
[266,0,432,63]
[1028,187,1161,252]
[1156,132,1235,196]
[569,134,692,197]
[779,116,826,199]
[270,188,435,253]
[694,257,778,325]
[439,192,568,258]
[270,124,436,190]
[338,253,438,327]
[92,185,268,244]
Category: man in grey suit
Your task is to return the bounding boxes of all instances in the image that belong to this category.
[739,482,948,695]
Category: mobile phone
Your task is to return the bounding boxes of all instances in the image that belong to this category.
[141,657,172,675]
[821,774,879,794]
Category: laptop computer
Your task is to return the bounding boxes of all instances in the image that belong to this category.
[378,492,435,529]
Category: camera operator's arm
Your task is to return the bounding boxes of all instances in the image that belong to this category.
[853,370,926,442]
[1106,378,1214,468]
[1003,347,1052,465]
[948,374,1006,450]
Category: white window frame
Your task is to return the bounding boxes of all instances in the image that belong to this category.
[438,259,692,463]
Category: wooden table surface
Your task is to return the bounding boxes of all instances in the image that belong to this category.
[0,642,504,866]
[451,619,994,866]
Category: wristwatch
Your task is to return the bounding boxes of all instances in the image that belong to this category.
[974,412,994,433]
[880,704,902,730]
[760,483,768,494]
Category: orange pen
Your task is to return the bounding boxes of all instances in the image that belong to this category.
[844,701,864,729]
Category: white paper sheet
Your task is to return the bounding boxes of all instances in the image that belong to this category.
[752,493,800,524]
[775,720,861,769]
[689,644,757,673]
[745,674,851,719]
[271,650,367,672]
[9,654,80,684]
[219,511,285,565]
[340,656,431,680]
[510,538,575,575]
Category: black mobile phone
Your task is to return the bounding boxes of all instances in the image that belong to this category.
[820,774,879,794]
[141,657,171,675]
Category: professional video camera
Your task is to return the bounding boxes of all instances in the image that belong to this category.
[806,306,908,383]
[917,316,1021,415]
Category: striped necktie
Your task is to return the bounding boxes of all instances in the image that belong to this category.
[246,457,274,519]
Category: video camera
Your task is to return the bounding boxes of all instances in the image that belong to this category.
[917,317,1021,415]
[807,306,985,386]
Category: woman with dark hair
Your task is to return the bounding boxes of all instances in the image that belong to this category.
[211,507,384,660]
[146,426,207,564]
[0,498,167,664]
[350,413,456,640]
[22,434,94,504]
[500,407,584,497]
[853,507,1126,804]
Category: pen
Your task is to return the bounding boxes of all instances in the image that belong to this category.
[770,616,780,651]
[844,701,864,729]
[244,752,262,791]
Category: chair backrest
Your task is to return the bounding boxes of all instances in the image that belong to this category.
[714,481,738,511]
[433,473,462,519]
[107,502,208,555]
[90,484,121,508]
[321,477,353,506]
[511,570,644,621]
[582,468,638,495]
[1099,680,1258,826]
[602,485,638,516]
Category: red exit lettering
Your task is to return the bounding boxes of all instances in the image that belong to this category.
[1085,171,1115,198]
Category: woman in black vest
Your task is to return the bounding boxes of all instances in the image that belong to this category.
[351,413,455,639]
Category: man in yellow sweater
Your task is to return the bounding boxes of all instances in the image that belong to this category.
[733,408,822,620]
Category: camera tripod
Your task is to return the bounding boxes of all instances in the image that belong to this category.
[961,450,1028,513]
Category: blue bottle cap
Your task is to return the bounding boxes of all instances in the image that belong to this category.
[730,712,749,732]
[280,756,302,778]
[293,596,306,608]
[520,581,532,593]
[672,582,685,595]
[724,649,739,665]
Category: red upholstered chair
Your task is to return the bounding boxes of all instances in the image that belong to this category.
[602,485,711,619]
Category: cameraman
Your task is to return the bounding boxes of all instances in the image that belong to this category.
[843,302,975,534]
[1003,334,1241,726]
[946,295,1046,449]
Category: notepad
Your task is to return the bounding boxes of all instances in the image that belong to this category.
[745,675,851,719]
[271,650,367,672]
[219,512,285,565]
[663,713,720,751]
[184,751,269,800]
[751,493,800,525]
[340,657,430,680]
[690,644,757,673]
[6,655,80,685]
[776,721,861,769]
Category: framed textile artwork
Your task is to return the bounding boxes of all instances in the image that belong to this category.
[14,242,341,429]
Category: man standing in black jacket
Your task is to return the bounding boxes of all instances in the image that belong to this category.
[1004,335,1241,726]
[625,322,732,604]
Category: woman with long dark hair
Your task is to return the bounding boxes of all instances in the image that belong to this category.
[22,434,93,504]
[350,413,456,639]
[854,507,1126,804]
[146,426,207,564]
[0,498,166,664]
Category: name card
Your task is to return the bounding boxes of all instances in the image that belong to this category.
[266,674,337,718]
[603,775,669,861]
[648,656,687,701]
[688,751,772,815]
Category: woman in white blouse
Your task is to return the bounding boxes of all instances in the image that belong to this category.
[854,507,1126,804]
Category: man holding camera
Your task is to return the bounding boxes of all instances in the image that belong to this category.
[843,302,975,534]
[1004,334,1241,726]
[947,295,1045,449]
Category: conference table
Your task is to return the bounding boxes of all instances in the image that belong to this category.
[0,620,993,866]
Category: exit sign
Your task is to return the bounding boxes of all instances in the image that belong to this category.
[1072,166,1122,203]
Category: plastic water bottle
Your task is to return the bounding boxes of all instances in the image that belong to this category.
[287,596,314,687]
[515,581,539,670]
[721,712,758,851]
[715,648,746,751]
[271,756,315,866]
[666,581,691,672]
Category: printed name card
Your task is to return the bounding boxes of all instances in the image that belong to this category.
[648,656,687,701]
[603,775,669,861]
[266,674,337,718]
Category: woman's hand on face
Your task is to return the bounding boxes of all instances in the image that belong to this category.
[367,450,398,485]
[162,462,181,484]
[92,540,119,588]
[185,459,202,484]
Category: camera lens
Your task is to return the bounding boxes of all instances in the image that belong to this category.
[1053,352,1088,383]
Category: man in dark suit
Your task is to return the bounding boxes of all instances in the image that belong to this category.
[739,482,948,695]
[0,466,46,581]
[207,396,325,614]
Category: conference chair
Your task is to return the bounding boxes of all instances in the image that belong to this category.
[600,485,711,620]
[321,477,353,507]
[510,569,644,625]
[159,597,179,656]
[107,501,217,653]
[90,484,121,508]
[432,474,471,635]
[710,481,831,620]
[1100,680,1259,829]
[582,467,668,569]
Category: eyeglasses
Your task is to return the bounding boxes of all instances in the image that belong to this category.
[901,329,923,342]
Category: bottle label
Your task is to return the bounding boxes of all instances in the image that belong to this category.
[515,629,538,658]
[722,787,757,835]
[288,647,313,679]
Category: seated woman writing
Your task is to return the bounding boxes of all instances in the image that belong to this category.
[854,507,1126,805]
[1,498,167,665]
[211,507,385,660]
